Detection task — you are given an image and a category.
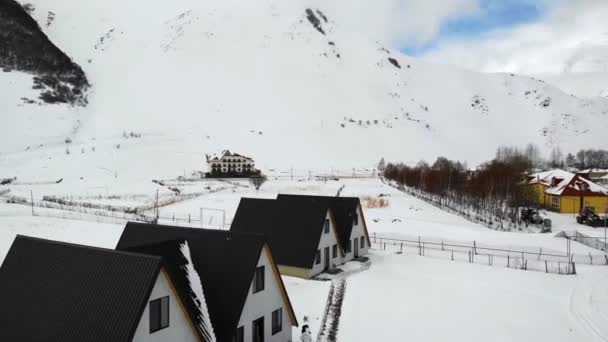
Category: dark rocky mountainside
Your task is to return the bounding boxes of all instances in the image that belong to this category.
[0,0,88,105]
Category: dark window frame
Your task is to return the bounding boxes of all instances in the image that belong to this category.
[253,316,264,342]
[324,219,330,234]
[354,211,359,225]
[361,236,365,248]
[149,296,170,333]
[332,244,338,258]
[253,266,265,294]
[272,308,283,335]
[315,249,321,264]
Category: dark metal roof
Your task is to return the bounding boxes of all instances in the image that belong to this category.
[116,222,294,342]
[230,198,330,269]
[0,235,162,342]
[276,194,361,253]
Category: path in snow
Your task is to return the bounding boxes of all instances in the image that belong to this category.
[317,279,347,342]
[570,271,608,341]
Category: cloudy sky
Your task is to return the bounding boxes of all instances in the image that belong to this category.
[323,0,608,75]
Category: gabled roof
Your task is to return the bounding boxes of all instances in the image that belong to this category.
[276,194,362,251]
[116,222,296,342]
[529,169,608,196]
[0,235,162,342]
[230,197,332,269]
[528,169,574,187]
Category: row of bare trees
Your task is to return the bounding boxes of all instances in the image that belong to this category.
[382,151,539,230]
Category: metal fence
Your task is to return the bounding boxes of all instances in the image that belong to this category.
[369,234,580,274]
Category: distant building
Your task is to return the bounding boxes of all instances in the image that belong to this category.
[528,169,608,214]
[577,169,608,186]
[231,194,371,279]
[206,150,259,177]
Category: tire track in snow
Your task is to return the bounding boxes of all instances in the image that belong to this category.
[570,275,608,341]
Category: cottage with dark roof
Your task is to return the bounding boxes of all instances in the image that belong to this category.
[116,222,298,342]
[0,235,214,342]
[231,194,370,279]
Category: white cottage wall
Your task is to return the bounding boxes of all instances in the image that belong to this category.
[132,271,200,342]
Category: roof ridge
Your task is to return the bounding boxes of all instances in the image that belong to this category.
[14,235,163,261]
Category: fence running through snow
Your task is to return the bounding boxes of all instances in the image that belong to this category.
[369,233,587,275]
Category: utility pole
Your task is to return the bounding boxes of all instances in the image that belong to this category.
[30,190,34,216]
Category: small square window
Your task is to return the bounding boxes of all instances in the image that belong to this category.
[150,296,170,333]
[332,244,338,258]
[234,326,244,342]
[315,249,321,264]
[324,219,330,234]
[272,308,283,335]
[253,266,265,293]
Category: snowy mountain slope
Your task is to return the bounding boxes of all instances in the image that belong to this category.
[538,72,608,99]
[2,0,608,185]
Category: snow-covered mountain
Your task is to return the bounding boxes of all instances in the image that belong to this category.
[538,72,608,99]
[2,0,608,182]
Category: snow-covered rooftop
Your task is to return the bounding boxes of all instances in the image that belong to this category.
[530,169,608,196]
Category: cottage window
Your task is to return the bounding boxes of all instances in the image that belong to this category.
[332,244,338,258]
[551,196,560,209]
[315,249,321,264]
[360,236,365,248]
[324,219,330,234]
[253,266,265,293]
[272,308,283,335]
[149,296,169,333]
[354,211,359,225]
[234,326,244,342]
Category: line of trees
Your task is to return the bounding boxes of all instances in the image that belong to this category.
[381,147,539,230]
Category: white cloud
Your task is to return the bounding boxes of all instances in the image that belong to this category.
[419,0,608,74]
[307,0,479,46]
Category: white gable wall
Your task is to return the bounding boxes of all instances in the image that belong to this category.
[133,271,200,342]
[310,212,341,277]
[237,247,293,342]
[341,205,369,264]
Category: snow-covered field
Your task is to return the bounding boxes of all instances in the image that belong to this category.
[2,177,608,341]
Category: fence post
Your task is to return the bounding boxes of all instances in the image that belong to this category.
[589,253,593,264]
[507,255,510,268]
[374,232,376,243]
[400,242,403,254]
[451,250,454,261]
[572,262,576,275]
[538,248,542,261]
[545,260,548,273]
[468,251,471,263]
[473,240,477,255]
[188,214,191,223]
[383,242,386,251]
[442,240,444,251]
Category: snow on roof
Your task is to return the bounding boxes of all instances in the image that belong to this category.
[528,169,573,186]
[530,169,608,196]
[180,242,216,342]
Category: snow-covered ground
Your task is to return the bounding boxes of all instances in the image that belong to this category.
[2,177,608,341]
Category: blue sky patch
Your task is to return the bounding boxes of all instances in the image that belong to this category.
[404,0,554,55]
